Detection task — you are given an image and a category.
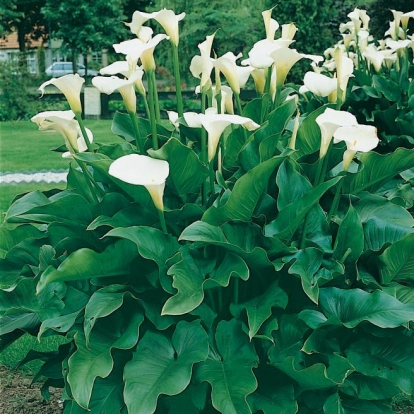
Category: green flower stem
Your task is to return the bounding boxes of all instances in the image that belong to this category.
[201,90,208,205]
[264,66,272,96]
[149,70,161,123]
[209,161,215,196]
[142,94,151,120]
[76,159,100,204]
[75,113,93,151]
[146,71,159,150]
[327,179,344,222]
[234,92,243,116]
[158,209,168,234]
[128,112,144,154]
[172,44,184,117]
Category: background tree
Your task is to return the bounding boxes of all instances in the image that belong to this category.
[42,0,127,74]
[0,0,47,52]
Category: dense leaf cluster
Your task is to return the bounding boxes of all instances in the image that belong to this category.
[1,5,414,414]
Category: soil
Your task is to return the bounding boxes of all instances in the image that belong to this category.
[0,366,63,414]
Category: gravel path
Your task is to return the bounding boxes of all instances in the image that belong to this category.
[0,171,68,184]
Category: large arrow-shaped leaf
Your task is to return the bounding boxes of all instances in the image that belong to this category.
[318,287,414,328]
[36,240,137,294]
[342,148,414,194]
[196,319,258,414]
[377,234,414,285]
[124,320,208,414]
[202,156,284,226]
[68,311,143,409]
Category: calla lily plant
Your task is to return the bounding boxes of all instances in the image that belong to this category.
[3,6,414,414]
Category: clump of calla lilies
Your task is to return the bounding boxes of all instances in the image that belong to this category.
[5,6,413,414]
[29,5,397,229]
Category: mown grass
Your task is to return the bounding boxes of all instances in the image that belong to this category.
[0,334,68,375]
[0,119,122,172]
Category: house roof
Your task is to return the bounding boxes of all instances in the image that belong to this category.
[0,32,44,50]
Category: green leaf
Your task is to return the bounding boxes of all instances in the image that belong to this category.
[295,104,331,157]
[372,75,401,102]
[124,320,208,414]
[333,204,364,264]
[265,177,341,243]
[180,221,278,272]
[232,281,288,340]
[377,234,414,285]
[84,285,140,346]
[318,287,414,328]
[196,319,258,414]
[247,384,297,414]
[342,148,414,194]
[68,312,143,409]
[148,137,209,197]
[36,240,137,294]
[355,194,414,251]
[287,247,324,303]
[323,393,345,414]
[202,156,284,226]
[4,190,50,223]
[274,354,353,391]
[163,248,248,316]
[342,374,399,401]
[0,225,45,260]
[346,336,414,394]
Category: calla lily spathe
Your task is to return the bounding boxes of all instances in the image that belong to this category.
[199,113,260,161]
[124,10,154,41]
[152,8,185,46]
[214,52,254,95]
[333,125,379,170]
[190,32,216,91]
[302,72,338,97]
[31,110,93,154]
[316,108,358,158]
[262,8,279,40]
[108,154,169,211]
[92,70,143,113]
[39,74,85,114]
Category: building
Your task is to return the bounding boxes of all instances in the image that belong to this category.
[0,32,106,75]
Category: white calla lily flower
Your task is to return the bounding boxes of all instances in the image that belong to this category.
[214,52,254,95]
[262,8,279,40]
[190,32,216,90]
[316,108,358,158]
[303,72,337,97]
[269,48,303,89]
[152,8,185,46]
[109,154,169,211]
[39,74,85,114]
[199,113,260,161]
[92,71,143,113]
[401,11,414,31]
[31,110,92,154]
[333,125,379,170]
[281,23,298,40]
[124,10,154,41]
[362,45,385,72]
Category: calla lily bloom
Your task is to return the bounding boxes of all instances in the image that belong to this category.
[214,52,254,95]
[190,32,216,91]
[362,45,386,72]
[152,8,185,46]
[262,8,279,40]
[31,110,93,154]
[302,72,338,97]
[124,10,154,41]
[281,23,298,40]
[269,48,303,89]
[199,113,260,161]
[316,108,358,158]
[39,74,84,114]
[108,154,169,211]
[401,11,414,31]
[212,85,234,114]
[333,125,379,170]
[92,70,143,113]
[243,39,294,69]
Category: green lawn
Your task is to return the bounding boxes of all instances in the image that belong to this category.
[0,119,122,173]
